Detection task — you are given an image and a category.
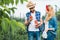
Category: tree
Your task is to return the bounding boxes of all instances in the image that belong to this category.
[0,0,27,40]
[0,0,28,26]
[0,0,27,5]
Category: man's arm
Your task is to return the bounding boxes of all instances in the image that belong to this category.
[24,15,33,26]
[24,14,29,26]
[24,20,29,25]
[36,12,43,27]
[37,18,43,28]
[39,18,43,26]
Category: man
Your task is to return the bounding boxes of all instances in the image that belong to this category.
[25,1,42,40]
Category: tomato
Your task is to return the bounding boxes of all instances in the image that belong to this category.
[30,16,33,19]
[35,20,38,25]
[29,16,33,21]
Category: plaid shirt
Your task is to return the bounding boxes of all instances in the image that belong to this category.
[26,11,41,32]
[26,11,41,21]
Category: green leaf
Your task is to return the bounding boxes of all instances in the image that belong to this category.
[0,0,2,2]
[3,8,11,14]
[4,0,9,5]
[24,0,28,2]
[1,18,10,32]
[10,0,14,5]
[10,7,17,14]
[20,0,23,4]
[15,0,19,5]
[0,0,3,5]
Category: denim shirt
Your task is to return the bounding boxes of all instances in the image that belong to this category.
[48,16,57,31]
[48,16,57,36]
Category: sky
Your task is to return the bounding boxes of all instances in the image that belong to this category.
[9,0,60,18]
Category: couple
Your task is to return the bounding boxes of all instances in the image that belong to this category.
[25,1,57,40]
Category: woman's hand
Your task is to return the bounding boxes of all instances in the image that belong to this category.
[45,28,55,32]
[45,28,49,32]
[42,31,48,38]
[49,28,55,31]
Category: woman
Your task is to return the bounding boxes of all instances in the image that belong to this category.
[42,5,57,40]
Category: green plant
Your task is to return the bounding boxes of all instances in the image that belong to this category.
[0,17,26,40]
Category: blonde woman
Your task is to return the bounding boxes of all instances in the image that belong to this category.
[42,5,57,40]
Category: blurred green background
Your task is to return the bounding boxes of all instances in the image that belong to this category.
[0,0,60,40]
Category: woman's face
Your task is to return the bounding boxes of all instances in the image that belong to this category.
[48,6,52,11]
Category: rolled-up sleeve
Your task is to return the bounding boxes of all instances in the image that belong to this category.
[53,17,57,31]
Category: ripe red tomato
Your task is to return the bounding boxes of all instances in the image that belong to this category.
[29,16,33,21]
[35,20,39,28]
[35,20,38,25]
[30,16,33,19]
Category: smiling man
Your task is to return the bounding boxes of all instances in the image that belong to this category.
[25,1,42,40]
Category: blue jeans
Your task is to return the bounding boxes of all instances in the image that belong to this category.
[28,31,40,40]
[44,31,55,40]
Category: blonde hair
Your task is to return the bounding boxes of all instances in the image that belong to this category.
[45,5,55,22]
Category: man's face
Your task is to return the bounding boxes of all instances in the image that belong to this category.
[29,7,35,12]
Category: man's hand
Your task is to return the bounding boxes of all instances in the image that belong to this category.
[24,16,33,26]
[29,16,33,21]
[35,23,40,28]
[35,20,39,28]
[35,23,43,28]
[25,20,29,26]
[35,18,43,28]
[35,20,41,28]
